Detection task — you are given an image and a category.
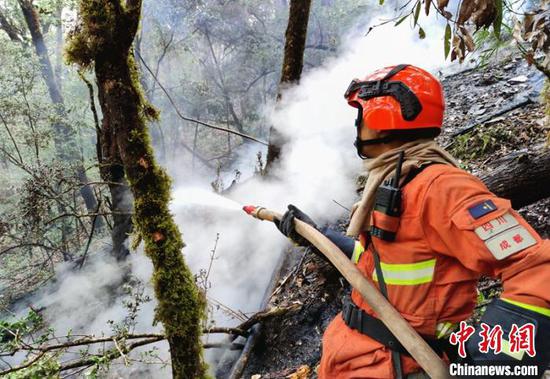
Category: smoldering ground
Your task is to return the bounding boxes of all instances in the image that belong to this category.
[1,5,459,377]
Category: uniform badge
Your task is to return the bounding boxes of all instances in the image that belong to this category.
[468,200,497,219]
[484,225,537,260]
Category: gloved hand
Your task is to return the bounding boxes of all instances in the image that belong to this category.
[274,204,318,247]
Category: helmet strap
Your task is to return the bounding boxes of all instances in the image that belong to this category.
[353,104,394,159]
[354,135,394,159]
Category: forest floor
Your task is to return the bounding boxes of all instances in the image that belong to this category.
[241,54,550,378]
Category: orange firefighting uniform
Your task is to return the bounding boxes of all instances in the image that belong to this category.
[318,163,550,378]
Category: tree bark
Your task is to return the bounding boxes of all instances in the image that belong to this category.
[0,8,23,42]
[17,0,102,229]
[67,1,207,377]
[481,149,550,209]
[265,0,312,172]
[97,115,133,260]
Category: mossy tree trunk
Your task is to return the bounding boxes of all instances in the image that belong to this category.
[66,1,207,378]
[265,0,312,172]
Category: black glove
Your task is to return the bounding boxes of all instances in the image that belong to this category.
[274,204,317,247]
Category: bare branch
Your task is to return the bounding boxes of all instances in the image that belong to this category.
[0,111,24,164]
[135,51,268,146]
[0,304,298,376]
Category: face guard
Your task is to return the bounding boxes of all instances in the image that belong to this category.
[345,64,423,159]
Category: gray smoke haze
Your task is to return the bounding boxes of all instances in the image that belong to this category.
[5,8,461,377]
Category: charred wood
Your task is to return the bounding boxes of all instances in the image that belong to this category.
[481,148,550,209]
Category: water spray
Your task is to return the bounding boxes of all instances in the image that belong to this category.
[171,187,243,211]
[242,204,451,379]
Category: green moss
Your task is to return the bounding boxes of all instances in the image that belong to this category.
[65,1,209,377]
[65,1,118,68]
[128,54,160,121]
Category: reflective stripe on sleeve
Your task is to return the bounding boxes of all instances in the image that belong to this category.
[501,298,550,318]
[435,321,456,339]
[372,258,436,285]
[352,241,365,264]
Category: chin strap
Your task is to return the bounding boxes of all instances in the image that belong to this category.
[353,106,395,159]
[354,135,394,159]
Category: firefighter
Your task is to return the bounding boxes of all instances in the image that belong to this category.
[274,64,550,378]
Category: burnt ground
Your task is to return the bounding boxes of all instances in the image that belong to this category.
[240,55,550,378]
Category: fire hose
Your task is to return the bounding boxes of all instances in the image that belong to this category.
[243,205,451,379]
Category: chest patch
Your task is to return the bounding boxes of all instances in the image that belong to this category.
[468,200,497,219]
[484,225,537,260]
[474,212,518,240]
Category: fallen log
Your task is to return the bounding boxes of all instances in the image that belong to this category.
[481,148,550,209]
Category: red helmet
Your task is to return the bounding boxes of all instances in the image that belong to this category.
[344,64,444,131]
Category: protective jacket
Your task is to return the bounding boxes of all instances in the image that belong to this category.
[318,164,550,378]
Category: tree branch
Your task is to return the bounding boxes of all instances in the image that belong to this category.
[0,8,23,42]
[135,51,268,146]
[0,303,300,376]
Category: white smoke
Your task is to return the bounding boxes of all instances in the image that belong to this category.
[4,9,458,378]
[169,10,456,374]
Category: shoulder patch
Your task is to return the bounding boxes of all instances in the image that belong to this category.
[474,212,518,241]
[484,225,537,260]
[468,200,497,219]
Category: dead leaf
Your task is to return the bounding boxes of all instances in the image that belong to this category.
[451,34,465,62]
[472,0,497,29]
[457,0,476,25]
[286,365,311,379]
[425,0,432,15]
[460,26,476,52]
[436,0,449,11]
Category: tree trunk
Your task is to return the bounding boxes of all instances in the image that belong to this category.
[481,149,550,209]
[97,114,133,260]
[265,0,312,171]
[18,0,103,229]
[67,1,207,378]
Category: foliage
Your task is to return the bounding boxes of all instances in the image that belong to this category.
[379,0,549,77]
[450,120,542,164]
[0,278,165,378]
[451,124,513,162]
[5,354,61,379]
[0,36,104,303]
[512,1,550,77]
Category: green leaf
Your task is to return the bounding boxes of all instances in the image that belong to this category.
[444,23,452,59]
[395,14,409,26]
[414,1,421,26]
[379,0,385,5]
[418,26,426,39]
[493,0,503,40]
